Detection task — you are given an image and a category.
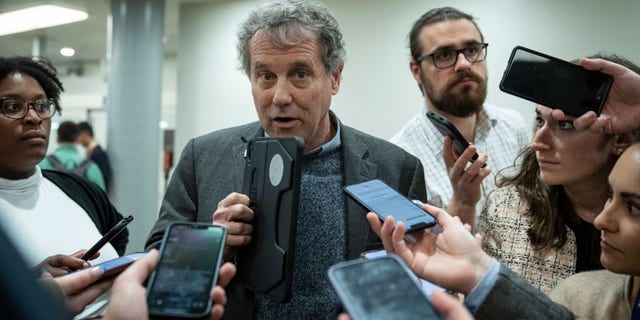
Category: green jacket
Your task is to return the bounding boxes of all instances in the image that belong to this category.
[39,144,106,191]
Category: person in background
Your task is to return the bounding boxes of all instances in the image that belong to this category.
[0,56,128,317]
[145,1,426,318]
[390,7,528,225]
[40,120,106,191]
[478,54,640,293]
[77,121,112,191]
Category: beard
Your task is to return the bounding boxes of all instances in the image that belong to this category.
[422,70,487,117]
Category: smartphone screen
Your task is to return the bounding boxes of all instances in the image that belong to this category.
[147,223,226,318]
[426,110,481,164]
[344,179,436,232]
[500,46,613,117]
[328,255,442,320]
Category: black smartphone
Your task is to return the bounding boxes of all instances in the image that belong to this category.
[81,215,134,261]
[328,255,443,320]
[426,110,482,165]
[499,46,613,117]
[146,223,227,318]
[344,179,436,232]
[92,252,146,279]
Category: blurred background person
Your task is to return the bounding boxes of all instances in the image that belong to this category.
[40,120,106,191]
[77,121,111,191]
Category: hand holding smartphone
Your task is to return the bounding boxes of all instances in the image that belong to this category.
[344,179,436,232]
[91,252,147,279]
[328,255,443,320]
[146,222,227,318]
[499,46,613,117]
[426,110,485,168]
[81,215,133,261]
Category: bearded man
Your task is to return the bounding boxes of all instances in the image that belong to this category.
[391,7,528,225]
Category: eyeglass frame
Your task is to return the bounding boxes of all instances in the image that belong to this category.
[0,97,57,120]
[415,43,489,69]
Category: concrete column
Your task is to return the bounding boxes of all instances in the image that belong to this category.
[108,0,164,252]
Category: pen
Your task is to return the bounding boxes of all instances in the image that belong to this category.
[81,215,134,261]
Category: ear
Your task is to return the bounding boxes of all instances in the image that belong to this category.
[610,133,634,157]
[409,60,425,96]
[330,64,344,95]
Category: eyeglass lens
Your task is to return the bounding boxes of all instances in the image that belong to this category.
[433,44,486,68]
[0,99,54,119]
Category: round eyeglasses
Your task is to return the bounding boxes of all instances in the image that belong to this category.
[416,43,489,69]
[0,98,56,120]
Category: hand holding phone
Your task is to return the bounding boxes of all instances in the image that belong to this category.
[344,179,436,232]
[426,111,485,168]
[81,215,133,261]
[146,222,227,318]
[84,252,147,279]
[328,255,443,320]
[500,46,613,117]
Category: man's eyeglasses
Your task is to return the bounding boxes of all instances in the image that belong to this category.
[416,43,489,69]
[0,98,56,120]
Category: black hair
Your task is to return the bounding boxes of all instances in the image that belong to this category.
[77,121,94,137]
[57,121,79,143]
[0,56,64,115]
[408,7,484,60]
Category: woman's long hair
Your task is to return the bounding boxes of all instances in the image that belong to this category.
[497,147,590,250]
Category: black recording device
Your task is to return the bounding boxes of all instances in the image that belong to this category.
[238,136,304,303]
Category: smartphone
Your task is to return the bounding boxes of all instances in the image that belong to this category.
[81,215,134,261]
[499,46,613,117]
[92,252,147,279]
[146,223,227,318]
[344,179,436,232]
[328,255,443,320]
[426,110,481,164]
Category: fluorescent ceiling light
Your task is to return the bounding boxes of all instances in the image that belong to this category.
[60,47,75,57]
[0,5,88,37]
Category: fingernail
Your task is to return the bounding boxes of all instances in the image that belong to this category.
[83,262,90,269]
[40,268,48,276]
[90,266,104,276]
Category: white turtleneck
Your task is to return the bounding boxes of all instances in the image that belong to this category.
[0,166,118,267]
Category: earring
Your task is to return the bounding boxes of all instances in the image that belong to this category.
[617,148,623,155]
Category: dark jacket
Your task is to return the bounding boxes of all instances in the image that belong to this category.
[146,118,427,319]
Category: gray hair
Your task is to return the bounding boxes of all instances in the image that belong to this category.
[237,0,346,77]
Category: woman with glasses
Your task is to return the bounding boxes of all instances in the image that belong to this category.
[477,54,640,294]
[0,56,129,316]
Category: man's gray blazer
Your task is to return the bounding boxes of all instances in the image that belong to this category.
[145,120,427,318]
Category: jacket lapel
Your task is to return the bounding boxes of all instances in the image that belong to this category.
[341,125,378,259]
